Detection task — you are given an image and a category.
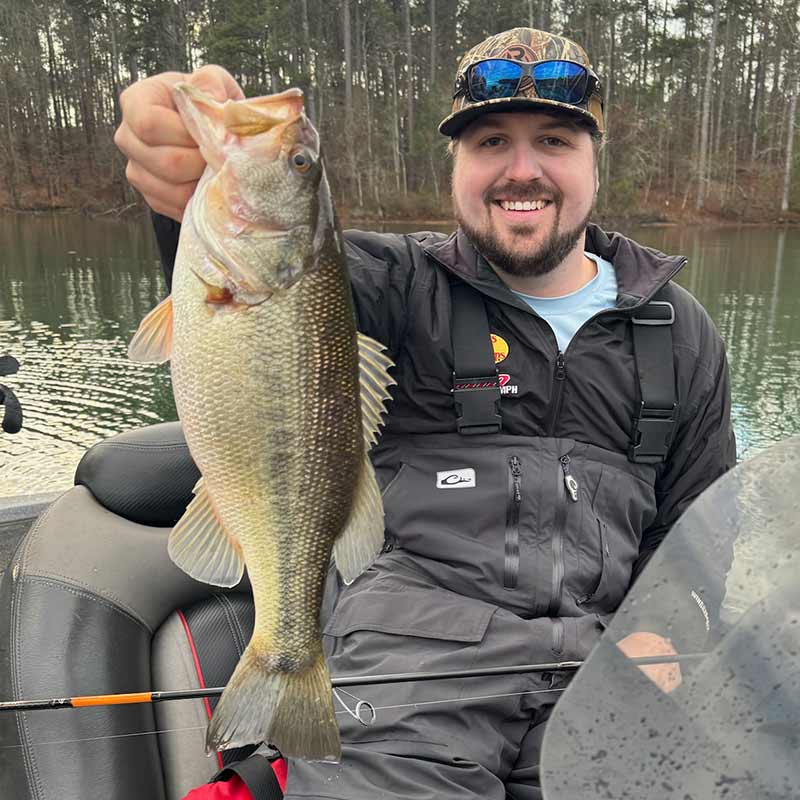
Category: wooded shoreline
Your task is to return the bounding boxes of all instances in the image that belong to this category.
[2,1,800,230]
[3,191,799,228]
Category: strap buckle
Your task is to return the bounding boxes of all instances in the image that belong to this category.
[629,401,678,463]
[452,373,502,435]
[632,300,675,326]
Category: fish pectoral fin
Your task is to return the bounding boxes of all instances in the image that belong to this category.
[357,332,396,450]
[168,477,244,587]
[128,295,173,364]
[334,455,385,585]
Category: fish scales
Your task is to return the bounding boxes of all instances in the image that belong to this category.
[172,236,361,661]
[128,85,393,761]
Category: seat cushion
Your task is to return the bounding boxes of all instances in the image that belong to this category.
[153,593,257,800]
[75,422,199,527]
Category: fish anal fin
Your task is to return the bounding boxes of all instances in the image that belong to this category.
[334,455,385,585]
[128,296,173,364]
[357,332,395,450]
[168,477,244,587]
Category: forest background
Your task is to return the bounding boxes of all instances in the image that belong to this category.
[1,0,799,225]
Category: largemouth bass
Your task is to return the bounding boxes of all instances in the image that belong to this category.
[128,85,394,761]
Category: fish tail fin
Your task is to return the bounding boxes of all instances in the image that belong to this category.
[207,643,341,763]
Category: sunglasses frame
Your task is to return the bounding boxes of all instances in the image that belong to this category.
[454,58,601,107]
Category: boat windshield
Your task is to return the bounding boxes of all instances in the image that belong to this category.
[541,435,800,800]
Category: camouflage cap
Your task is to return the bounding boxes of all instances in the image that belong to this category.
[439,27,604,137]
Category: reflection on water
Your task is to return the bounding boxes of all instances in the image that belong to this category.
[0,215,798,496]
[630,225,800,461]
[0,214,175,495]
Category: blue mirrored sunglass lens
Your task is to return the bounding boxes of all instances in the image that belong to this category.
[532,61,588,103]
[469,60,523,100]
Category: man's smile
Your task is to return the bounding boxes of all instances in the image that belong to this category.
[491,197,554,221]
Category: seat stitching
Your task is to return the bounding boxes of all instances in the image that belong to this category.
[219,592,248,652]
[214,593,244,657]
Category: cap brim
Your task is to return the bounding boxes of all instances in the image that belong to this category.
[439,96,599,137]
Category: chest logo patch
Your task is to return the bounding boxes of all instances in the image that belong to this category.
[436,468,476,489]
[490,334,509,364]
[499,373,519,395]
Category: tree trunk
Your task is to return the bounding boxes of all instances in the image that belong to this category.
[107,0,122,127]
[403,0,413,194]
[301,0,316,122]
[751,17,768,160]
[601,6,616,203]
[781,82,797,212]
[343,0,352,126]
[388,53,402,194]
[696,0,719,209]
[430,0,436,86]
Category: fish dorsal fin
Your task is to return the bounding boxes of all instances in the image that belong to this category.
[332,333,395,584]
[334,454,385,585]
[128,295,173,364]
[168,477,245,588]
[357,332,395,449]
[173,84,227,171]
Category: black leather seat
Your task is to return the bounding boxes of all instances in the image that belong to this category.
[0,422,256,800]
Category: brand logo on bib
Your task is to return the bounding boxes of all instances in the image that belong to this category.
[499,373,519,395]
[491,334,509,364]
[436,468,476,489]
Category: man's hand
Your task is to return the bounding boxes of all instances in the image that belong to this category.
[616,631,682,694]
[114,65,245,222]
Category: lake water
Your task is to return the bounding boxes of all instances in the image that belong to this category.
[0,213,798,497]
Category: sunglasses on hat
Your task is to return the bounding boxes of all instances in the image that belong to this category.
[455,58,601,107]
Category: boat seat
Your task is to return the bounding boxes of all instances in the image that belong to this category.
[0,422,258,800]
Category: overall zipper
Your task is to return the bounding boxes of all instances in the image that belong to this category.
[547,455,578,616]
[577,519,611,605]
[504,456,522,589]
[551,617,565,655]
[560,455,579,502]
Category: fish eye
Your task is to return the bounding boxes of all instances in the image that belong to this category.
[291,150,313,173]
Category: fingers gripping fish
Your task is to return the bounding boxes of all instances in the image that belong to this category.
[128,84,395,762]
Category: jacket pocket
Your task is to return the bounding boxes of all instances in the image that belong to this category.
[323,582,495,643]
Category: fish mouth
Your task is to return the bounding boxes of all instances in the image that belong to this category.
[222,88,305,138]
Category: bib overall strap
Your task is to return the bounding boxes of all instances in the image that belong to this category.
[450,281,502,435]
[213,754,284,799]
[629,299,678,463]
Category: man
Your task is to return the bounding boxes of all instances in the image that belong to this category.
[115,27,735,800]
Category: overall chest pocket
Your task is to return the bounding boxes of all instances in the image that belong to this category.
[566,456,658,614]
[380,450,510,565]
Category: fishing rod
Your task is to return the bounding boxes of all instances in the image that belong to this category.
[0,653,705,714]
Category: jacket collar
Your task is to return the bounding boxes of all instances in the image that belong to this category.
[421,222,687,310]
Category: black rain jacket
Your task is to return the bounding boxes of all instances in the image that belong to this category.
[153,215,736,653]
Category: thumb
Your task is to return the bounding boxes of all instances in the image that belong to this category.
[187,64,246,103]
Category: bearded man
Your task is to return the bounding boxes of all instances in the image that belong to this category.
[115,27,735,800]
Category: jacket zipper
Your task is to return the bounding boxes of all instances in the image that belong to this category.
[547,455,578,615]
[546,351,567,436]
[504,456,522,589]
[541,256,689,436]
